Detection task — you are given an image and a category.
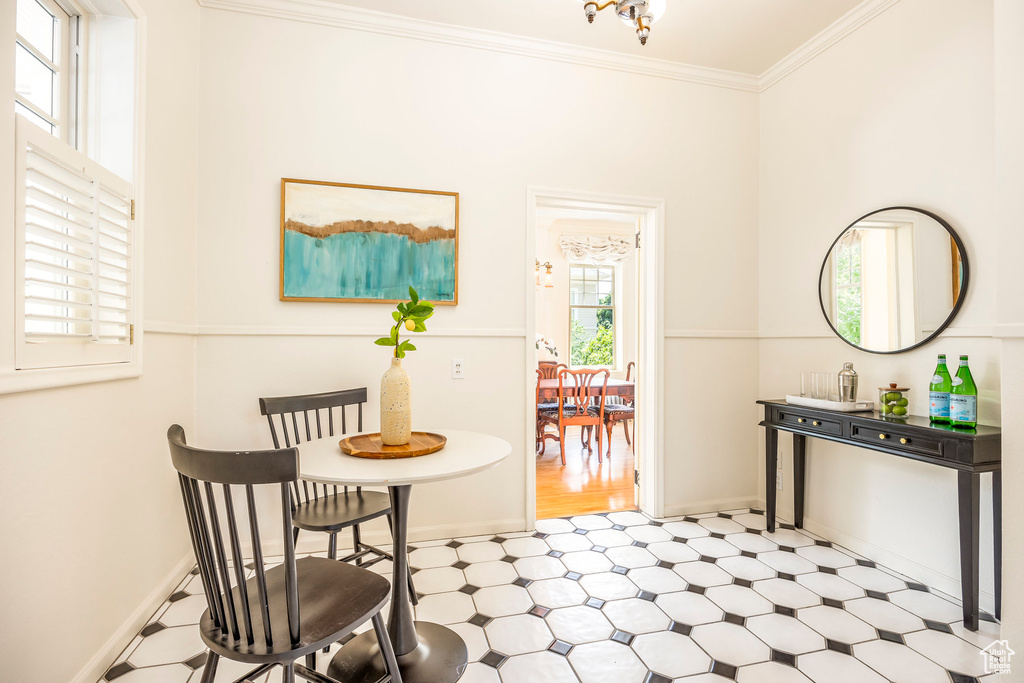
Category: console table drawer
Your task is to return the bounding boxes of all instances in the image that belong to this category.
[777,410,843,436]
[850,424,944,459]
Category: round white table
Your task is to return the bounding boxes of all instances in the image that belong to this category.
[297,429,511,683]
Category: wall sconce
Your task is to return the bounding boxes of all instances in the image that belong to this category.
[535,259,554,288]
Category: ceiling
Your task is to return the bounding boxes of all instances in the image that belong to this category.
[321,0,866,75]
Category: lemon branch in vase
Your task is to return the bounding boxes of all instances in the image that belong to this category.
[374,287,436,357]
[374,287,435,445]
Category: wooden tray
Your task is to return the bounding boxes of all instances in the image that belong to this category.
[339,432,447,459]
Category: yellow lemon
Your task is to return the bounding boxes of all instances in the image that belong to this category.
[405,320,416,331]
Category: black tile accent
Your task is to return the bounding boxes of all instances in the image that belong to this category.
[745,528,762,534]
[512,577,533,588]
[826,640,853,656]
[585,597,605,609]
[771,650,797,667]
[338,632,357,646]
[244,562,255,570]
[700,555,717,564]
[718,513,733,519]
[779,545,795,553]
[190,566,200,575]
[574,528,589,535]
[644,673,673,683]
[865,590,889,601]
[547,550,565,558]
[907,581,929,592]
[779,523,796,530]
[814,539,833,547]
[410,567,421,574]
[565,571,583,582]
[774,605,796,617]
[857,559,876,568]
[459,584,480,595]
[818,565,838,575]
[499,556,517,564]
[611,565,629,575]
[492,536,508,544]
[878,629,904,644]
[980,612,998,623]
[612,524,627,531]
[168,591,190,603]
[733,578,753,589]
[139,622,165,637]
[949,672,981,683]
[597,511,610,516]
[710,661,738,679]
[480,650,507,669]
[672,536,688,544]
[183,653,209,670]
[750,509,764,515]
[683,516,699,523]
[468,613,493,627]
[104,662,135,681]
[591,545,608,554]
[656,560,675,570]
[669,621,692,636]
[638,590,657,602]
[528,605,551,618]
[610,629,635,646]
[533,532,549,539]
[686,584,707,595]
[723,612,745,626]
[650,521,664,527]
[924,619,954,634]
[778,572,796,582]
[822,597,844,609]
[740,550,757,559]
[632,541,649,548]
[446,540,463,548]
[548,640,573,656]
[710,532,726,540]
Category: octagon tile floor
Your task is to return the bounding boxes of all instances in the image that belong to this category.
[100,509,1003,683]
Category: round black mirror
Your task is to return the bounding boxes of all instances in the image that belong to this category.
[818,207,968,354]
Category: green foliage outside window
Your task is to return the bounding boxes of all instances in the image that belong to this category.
[571,294,614,366]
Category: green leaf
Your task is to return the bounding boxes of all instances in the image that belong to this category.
[413,322,427,333]
[411,305,433,318]
[399,341,416,351]
[392,311,402,323]
[390,326,398,343]
[409,286,419,303]
[374,337,394,346]
[396,348,406,359]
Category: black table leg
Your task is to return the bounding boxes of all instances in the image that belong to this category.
[993,470,1002,620]
[328,484,469,682]
[793,434,806,529]
[766,428,778,533]
[957,471,980,631]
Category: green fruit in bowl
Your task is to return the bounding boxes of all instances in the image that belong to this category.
[893,406,908,416]
[886,391,902,402]
[881,404,893,414]
[897,398,909,407]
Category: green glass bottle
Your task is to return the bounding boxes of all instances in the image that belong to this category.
[949,355,977,428]
[929,354,952,423]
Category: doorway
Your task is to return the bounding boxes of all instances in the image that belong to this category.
[525,188,664,525]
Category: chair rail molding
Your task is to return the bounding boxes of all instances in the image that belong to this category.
[195,0,902,93]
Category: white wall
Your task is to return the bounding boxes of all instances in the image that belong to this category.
[0,0,200,681]
[759,0,1000,607]
[193,7,761,529]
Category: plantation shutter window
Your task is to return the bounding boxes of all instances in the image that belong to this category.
[15,115,135,370]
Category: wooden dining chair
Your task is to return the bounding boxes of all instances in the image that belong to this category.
[538,368,610,466]
[536,366,566,454]
[599,361,636,456]
[258,388,416,605]
[167,425,403,683]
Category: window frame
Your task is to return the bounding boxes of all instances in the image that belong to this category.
[568,263,618,370]
[14,0,74,140]
[832,232,864,347]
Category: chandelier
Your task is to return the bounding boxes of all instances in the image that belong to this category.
[580,0,667,45]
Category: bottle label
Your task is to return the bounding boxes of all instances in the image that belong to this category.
[950,395,977,423]
[929,391,950,418]
[931,375,943,384]
[952,377,963,386]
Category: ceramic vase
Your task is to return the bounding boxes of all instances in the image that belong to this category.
[380,357,411,445]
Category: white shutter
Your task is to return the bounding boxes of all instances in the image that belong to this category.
[15,115,135,370]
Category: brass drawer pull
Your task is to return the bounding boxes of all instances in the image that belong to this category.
[798,418,806,423]
[813,421,821,426]
[879,434,888,440]
[900,438,909,445]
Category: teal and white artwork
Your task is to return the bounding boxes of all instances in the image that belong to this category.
[280,179,458,304]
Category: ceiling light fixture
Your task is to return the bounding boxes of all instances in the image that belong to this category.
[580,0,666,45]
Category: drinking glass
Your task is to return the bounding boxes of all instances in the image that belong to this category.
[801,372,812,397]
[827,373,840,401]
[814,372,829,400]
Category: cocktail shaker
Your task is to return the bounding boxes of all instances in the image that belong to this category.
[839,362,858,402]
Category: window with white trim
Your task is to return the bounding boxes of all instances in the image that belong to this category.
[569,265,617,368]
[12,0,139,373]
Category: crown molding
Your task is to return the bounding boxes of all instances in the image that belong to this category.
[195,0,761,92]
[758,0,902,90]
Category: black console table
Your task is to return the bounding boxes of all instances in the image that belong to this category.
[758,399,1001,631]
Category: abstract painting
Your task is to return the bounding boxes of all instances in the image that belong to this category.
[280,179,458,304]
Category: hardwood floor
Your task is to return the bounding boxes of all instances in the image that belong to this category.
[536,423,636,519]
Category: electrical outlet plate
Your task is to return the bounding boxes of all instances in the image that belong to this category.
[452,359,464,379]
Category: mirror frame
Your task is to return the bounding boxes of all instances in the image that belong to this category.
[817,206,970,355]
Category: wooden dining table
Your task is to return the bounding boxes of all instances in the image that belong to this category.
[537,377,635,401]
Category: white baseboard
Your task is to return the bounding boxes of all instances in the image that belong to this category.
[797,516,996,613]
[72,553,195,683]
[663,496,760,518]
